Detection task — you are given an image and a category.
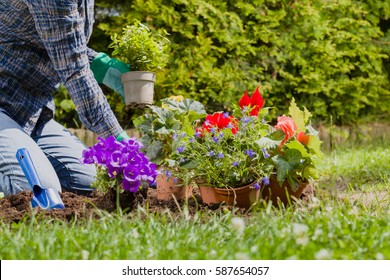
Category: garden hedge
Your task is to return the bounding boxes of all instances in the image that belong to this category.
[54,0,390,128]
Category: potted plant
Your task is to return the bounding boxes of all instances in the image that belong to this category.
[133,95,207,201]
[81,136,158,212]
[169,87,323,208]
[109,20,170,107]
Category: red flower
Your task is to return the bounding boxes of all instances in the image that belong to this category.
[201,112,238,134]
[239,87,264,116]
[275,115,297,145]
[297,131,310,145]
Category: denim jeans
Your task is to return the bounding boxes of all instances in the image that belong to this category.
[0,109,96,196]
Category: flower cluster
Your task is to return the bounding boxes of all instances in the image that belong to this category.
[81,136,158,193]
[168,87,323,191]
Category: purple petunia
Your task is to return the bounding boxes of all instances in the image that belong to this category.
[81,136,158,193]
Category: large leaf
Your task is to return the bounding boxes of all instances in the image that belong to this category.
[255,137,281,149]
[162,98,206,114]
[288,98,312,133]
[146,140,163,162]
[307,135,324,158]
[274,149,302,183]
[150,106,174,124]
[284,139,310,158]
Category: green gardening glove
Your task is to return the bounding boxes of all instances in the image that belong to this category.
[90,52,130,101]
[116,131,131,141]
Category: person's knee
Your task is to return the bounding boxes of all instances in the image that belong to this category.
[59,162,96,196]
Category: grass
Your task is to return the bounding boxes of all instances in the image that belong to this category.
[1,142,390,260]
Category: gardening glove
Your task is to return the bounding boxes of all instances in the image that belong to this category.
[90,52,130,101]
[116,131,131,141]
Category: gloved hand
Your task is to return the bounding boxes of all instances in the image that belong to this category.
[116,131,130,141]
[90,52,130,101]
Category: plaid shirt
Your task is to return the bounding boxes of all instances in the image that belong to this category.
[0,0,123,138]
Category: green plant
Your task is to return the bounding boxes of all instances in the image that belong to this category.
[133,96,207,166]
[109,19,170,72]
[169,87,323,191]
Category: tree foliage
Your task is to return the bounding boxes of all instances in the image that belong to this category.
[55,0,390,128]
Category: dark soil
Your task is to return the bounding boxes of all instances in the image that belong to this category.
[0,185,315,224]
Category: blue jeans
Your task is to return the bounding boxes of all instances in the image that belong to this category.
[0,110,96,196]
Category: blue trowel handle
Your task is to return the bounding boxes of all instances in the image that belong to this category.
[16,148,42,188]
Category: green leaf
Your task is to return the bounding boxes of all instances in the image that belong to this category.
[284,139,310,158]
[288,98,312,133]
[146,140,163,162]
[307,136,324,158]
[255,137,281,149]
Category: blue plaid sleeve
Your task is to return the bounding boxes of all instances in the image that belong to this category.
[23,0,123,138]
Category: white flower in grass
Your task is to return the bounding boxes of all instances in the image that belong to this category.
[231,217,246,234]
[292,223,308,236]
[376,253,384,260]
[315,249,332,260]
[235,252,250,260]
[81,250,89,260]
[312,227,323,241]
[132,229,139,239]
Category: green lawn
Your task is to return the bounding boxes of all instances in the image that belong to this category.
[1,143,389,260]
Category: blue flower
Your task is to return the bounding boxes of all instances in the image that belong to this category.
[262,148,270,158]
[217,152,224,159]
[176,145,186,153]
[253,182,261,190]
[208,150,215,156]
[245,149,256,158]
[232,161,239,167]
[241,117,250,124]
[212,136,219,143]
[261,176,270,186]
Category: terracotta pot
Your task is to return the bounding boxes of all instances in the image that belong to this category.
[198,178,308,209]
[215,184,260,209]
[198,185,219,204]
[260,177,308,206]
[156,174,193,201]
[198,183,259,209]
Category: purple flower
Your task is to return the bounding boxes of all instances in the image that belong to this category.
[253,182,261,190]
[241,117,250,124]
[189,137,195,143]
[208,150,215,156]
[212,136,219,143]
[165,170,173,178]
[262,176,270,186]
[223,112,229,118]
[232,161,239,167]
[226,123,234,129]
[81,136,158,193]
[210,127,217,134]
[245,149,256,158]
[194,131,201,138]
[217,152,224,159]
[177,145,186,153]
[262,148,270,158]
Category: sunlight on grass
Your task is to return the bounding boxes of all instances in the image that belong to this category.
[1,143,389,260]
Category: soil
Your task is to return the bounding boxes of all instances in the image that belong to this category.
[0,185,315,224]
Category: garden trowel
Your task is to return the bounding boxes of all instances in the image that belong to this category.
[16,148,65,210]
